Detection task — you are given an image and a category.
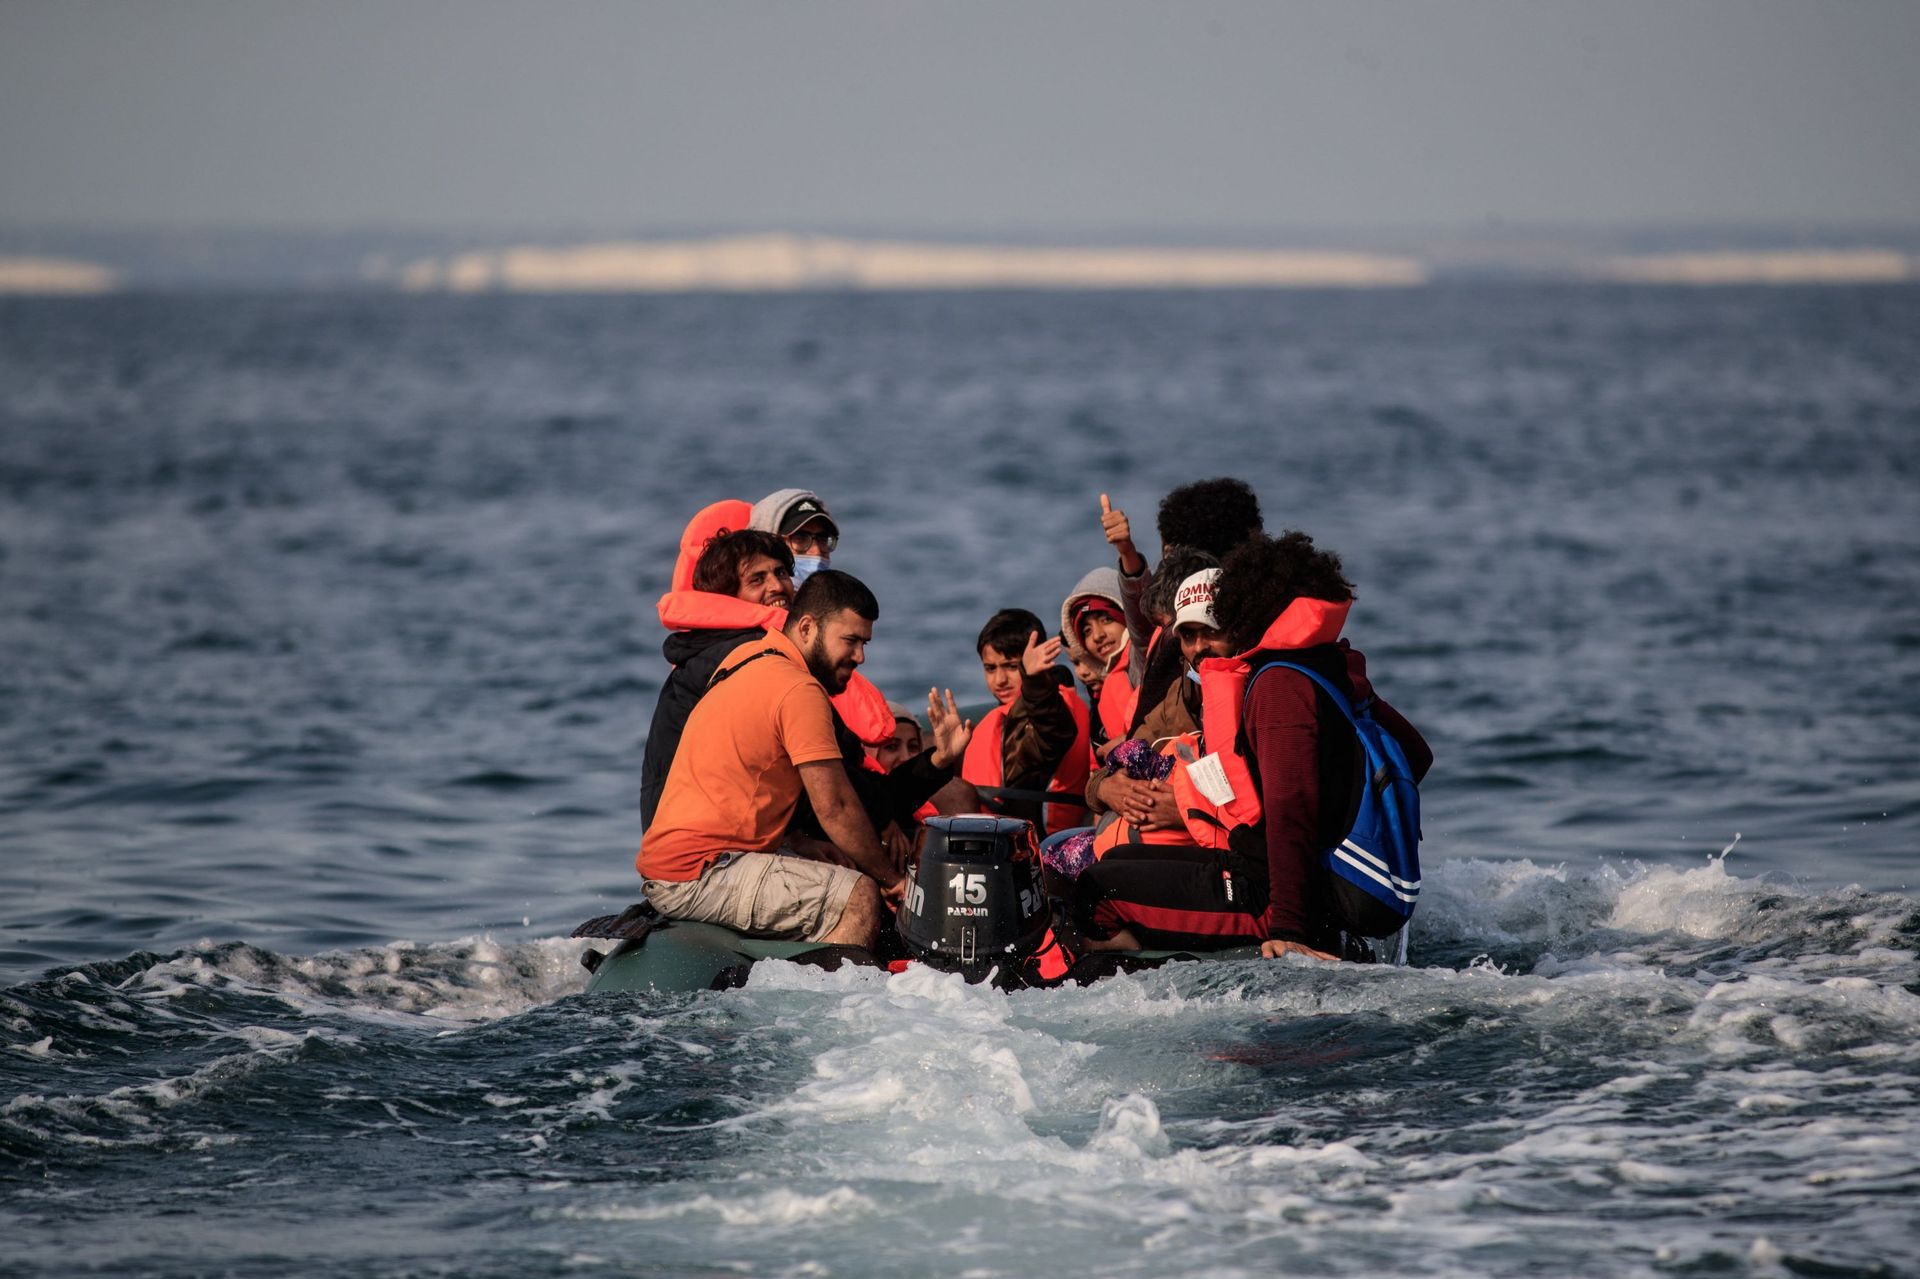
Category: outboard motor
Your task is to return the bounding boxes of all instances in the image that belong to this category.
[896,815,1051,982]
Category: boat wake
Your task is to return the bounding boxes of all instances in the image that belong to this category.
[4,855,1916,1278]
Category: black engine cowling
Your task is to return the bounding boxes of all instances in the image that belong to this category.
[895,815,1050,980]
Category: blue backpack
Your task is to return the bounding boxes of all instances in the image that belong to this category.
[1245,660,1422,937]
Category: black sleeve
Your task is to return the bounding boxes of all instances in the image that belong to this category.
[1001,668,1076,794]
[881,748,955,828]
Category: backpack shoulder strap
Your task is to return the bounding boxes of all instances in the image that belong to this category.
[1245,659,1363,725]
[1254,659,1413,797]
[708,647,783,689]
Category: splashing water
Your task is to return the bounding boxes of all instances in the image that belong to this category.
[5,857,1916,1278]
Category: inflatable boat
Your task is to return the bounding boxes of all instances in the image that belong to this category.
[576,815,1262,994]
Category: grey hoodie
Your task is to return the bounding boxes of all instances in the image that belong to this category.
[1060,566,1129,675]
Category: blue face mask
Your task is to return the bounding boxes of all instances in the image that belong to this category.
[1186,666,1203,684]
[791,555,828,589]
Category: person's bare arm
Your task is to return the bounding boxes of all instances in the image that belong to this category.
[797,761,905,898]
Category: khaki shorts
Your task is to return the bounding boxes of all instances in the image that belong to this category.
[643,850,862,942]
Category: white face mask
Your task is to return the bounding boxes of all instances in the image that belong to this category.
[791,554,828,589]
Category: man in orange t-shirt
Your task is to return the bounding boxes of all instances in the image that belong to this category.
[640,571,904,947]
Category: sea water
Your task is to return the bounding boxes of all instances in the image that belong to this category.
[2,287,1917,1275]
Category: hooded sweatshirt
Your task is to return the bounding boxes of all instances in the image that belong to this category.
[1060,566,1134,745]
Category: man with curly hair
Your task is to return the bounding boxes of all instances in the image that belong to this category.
[1155,476,1264,560]
[1088,481,1255,824]
[1075,531,1432,962]
[1099,479,1263,742]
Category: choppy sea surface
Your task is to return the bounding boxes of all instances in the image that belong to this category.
[3,287,1917,1277]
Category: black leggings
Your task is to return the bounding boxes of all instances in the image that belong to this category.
[1074,843,1269,950]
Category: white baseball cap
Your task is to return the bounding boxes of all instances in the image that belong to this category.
[1172,569,1221,630]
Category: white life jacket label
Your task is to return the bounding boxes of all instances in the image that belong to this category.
[1186,751,1237,807]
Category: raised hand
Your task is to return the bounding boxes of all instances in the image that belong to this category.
[926,687,975,768]
[1021,629,1063,677]
[1100,493,1146,575]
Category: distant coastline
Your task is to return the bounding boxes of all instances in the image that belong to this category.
[0,256,118,294]
[386,234,1428,292]
[2,228,1916,294]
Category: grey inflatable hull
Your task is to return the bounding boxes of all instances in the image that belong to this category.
[580,918,1260,994]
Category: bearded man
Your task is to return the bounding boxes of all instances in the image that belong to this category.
[639,570,965,948]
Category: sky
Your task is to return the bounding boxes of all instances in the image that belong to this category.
[2,0,1917,236]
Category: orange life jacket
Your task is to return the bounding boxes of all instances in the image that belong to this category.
[960,685,1092,836]
[1091,599,1353,856]
[1180,596,1354,837]
[654,497,893,746]
[1088,731,1235,858]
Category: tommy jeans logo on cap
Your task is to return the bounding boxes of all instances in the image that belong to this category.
[1172,568,1221,630]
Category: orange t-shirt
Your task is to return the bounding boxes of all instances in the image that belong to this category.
[638,629,845,882]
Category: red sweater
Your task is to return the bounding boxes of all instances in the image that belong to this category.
[1247,645,1432,946]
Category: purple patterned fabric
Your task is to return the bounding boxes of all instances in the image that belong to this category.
[1040,737,1172,879]
[1106,737,1173,781]
[1042,829,1096,879]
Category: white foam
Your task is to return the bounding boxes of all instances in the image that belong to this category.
[587,870,1920,1276]
[1413,856,1618,951]
[11,859,1917,1276]
[1606,854,1763,937]
[557,1184,877,1227]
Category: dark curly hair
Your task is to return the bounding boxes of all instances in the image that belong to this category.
[1156,477,1263,559]
[1214,531,1354,653]
[692,528,793,595]
[1141,545,1220,624]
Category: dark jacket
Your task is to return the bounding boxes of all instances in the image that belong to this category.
[640,627,764,830]
[995,666,1081,832]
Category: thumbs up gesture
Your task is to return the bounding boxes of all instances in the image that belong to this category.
[1100,494,1146,576]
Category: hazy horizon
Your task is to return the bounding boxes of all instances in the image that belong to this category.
[4,2,1917,237]
[8,215,1920,242]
